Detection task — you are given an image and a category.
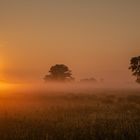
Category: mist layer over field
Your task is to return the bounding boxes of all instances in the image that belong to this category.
[1,80,140,95]
[0,85,140,140]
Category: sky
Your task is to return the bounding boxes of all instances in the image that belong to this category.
[0,0,140,83]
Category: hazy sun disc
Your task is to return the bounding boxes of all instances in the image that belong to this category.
[0,82,16,91]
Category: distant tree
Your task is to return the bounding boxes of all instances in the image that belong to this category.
[100,78,104,83]
[44,64,74,82]
[129,56,140,83]
[80,77,97,83]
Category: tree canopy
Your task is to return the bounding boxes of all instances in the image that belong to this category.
[44,64,74,82]
[129,56,140,83]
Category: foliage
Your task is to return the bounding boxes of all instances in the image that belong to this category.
[129,56,140,83]
[44,64,74,82]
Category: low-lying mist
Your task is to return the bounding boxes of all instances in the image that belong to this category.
[2,81,140,96]
[0,81,140,140]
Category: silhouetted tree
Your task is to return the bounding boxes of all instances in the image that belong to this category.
[44,64,74,82]
[80,77,97,83]
[129,56,140,83]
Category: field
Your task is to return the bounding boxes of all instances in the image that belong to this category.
[0,89,140,140]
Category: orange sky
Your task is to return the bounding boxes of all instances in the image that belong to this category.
[0,0,140,83]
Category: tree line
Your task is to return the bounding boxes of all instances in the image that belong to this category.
[44,56,140,84]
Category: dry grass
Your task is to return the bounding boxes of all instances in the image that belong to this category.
[0,89,140,140]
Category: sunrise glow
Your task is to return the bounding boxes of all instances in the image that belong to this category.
[0,82,12,91]
[0,1,140,139]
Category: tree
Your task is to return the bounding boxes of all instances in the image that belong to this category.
[129,56,140,83]
[44,64,74,82]
[80,77,97,83]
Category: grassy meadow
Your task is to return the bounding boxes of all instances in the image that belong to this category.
[0,89,140,140]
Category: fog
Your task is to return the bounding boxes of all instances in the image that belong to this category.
[1,81,140,96]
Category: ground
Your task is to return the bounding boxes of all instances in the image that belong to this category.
[0,89,140,140]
